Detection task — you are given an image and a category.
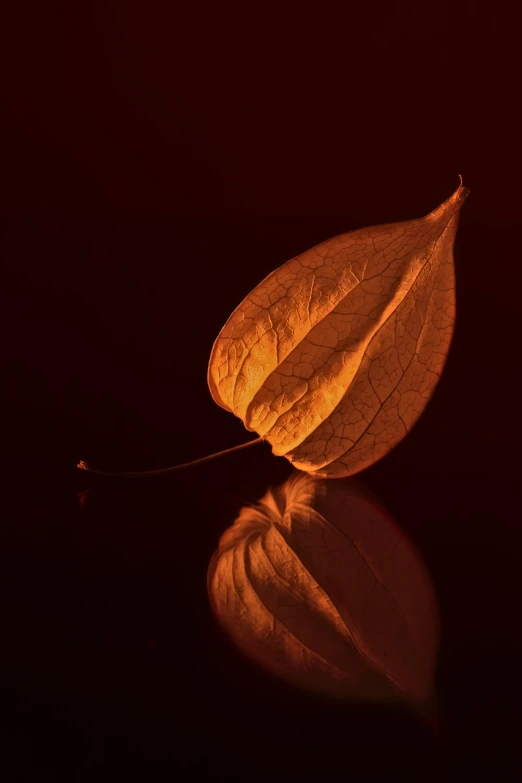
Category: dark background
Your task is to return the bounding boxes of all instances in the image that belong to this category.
[2,2,521,780]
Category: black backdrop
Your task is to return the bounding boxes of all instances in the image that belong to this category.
[2,2,521,780]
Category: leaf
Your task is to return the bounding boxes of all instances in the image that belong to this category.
[207,472,440,712]
[208,180,469,477]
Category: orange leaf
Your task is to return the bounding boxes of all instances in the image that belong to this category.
[208,472,440,712]
[209,180,469,477]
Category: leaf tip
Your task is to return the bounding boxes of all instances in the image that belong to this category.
[456,173,470,202]
[427,177,470,223]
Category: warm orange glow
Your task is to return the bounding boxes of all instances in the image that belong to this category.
[208,181,469,477]
[208,472,440,711]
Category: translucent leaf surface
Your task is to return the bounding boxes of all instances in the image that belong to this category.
[209,181,468,477]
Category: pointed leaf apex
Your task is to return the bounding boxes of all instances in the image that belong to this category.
[427,178,470,223]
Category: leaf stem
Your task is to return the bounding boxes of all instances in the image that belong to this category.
[77,437,264,478]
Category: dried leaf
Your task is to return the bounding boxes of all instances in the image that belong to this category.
[208,472,440,711]
[209,181,469,477]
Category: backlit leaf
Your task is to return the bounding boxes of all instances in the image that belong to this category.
[208,472,440,712]
[209,181,469,477]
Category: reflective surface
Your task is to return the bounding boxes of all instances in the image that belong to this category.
[3,3,521,777]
